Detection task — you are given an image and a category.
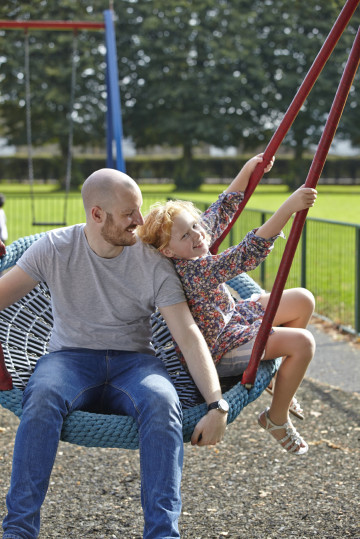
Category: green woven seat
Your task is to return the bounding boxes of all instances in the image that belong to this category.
[0,234,279,449]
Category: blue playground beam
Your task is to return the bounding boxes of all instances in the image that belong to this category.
[104,9,126,172]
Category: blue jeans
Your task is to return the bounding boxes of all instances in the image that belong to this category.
[2,349,183,539]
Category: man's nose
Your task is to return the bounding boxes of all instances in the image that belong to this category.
[134,210,144,226]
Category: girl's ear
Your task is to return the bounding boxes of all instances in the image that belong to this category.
[161,246,174,258]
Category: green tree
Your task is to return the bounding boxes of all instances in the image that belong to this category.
[0,0,108,184]
[1,1,359,189]
[115,0,359,189]
[251,0,360,187]
[116,0,273,188]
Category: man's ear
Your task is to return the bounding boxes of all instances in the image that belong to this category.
[91,206,105,223]
[161,246,174,258]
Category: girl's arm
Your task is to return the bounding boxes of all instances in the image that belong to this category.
[224,153,275,194]
[255,186,317,239]
[177,229,277,294]
[202,153,274,245]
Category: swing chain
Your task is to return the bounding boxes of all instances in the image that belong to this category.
[24,29,78,226]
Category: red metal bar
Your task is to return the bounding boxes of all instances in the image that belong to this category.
[0,20,105,31]
[241,26,360,388]
[210,0,360,255]
[0,342,12,390]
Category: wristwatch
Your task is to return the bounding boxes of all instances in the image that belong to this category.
[207,399,229,414]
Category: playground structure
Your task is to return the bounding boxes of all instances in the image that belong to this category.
[0,10,125,225]
[0,0,360,450]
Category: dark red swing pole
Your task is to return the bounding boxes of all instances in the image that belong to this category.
[210,0,360,255]
[241,26,360,388]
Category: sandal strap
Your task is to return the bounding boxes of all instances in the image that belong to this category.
[262,408,307,454]
[263,408,289,432]
[279,425,304,452]
[290,396,303,414]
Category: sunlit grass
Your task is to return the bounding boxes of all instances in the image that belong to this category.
[1,181,359,332]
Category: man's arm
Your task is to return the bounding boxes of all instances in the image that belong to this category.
[0,266,39,311]
[159,301,227,447]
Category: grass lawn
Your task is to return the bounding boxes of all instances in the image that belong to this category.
[1,181,359,333]
[1,181,360,223]
[163,184,360,225]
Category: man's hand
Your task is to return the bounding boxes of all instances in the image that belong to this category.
[191,409,228,446]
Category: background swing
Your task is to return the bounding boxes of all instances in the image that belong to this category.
[0,0,359,450]
[24,26,78,227]
[0,12,126,229]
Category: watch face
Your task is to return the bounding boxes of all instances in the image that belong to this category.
[219,399,229,412]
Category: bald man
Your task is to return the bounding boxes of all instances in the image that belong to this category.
[0,169,227,539]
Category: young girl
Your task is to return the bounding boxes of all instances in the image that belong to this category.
[138,155,317,455]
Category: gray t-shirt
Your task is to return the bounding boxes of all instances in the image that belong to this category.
[17,224,185,354]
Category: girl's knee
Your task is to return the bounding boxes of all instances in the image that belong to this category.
[296,287,315,314]
[266,327,315,362]
[298,328,316,360]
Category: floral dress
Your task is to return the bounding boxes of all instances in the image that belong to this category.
[173,191,281,365]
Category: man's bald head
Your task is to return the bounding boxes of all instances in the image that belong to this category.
[81,168,139,218]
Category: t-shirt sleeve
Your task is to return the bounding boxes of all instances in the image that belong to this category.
[153,255,186,308]
[16,234,50,282]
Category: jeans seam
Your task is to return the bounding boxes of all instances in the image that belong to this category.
[68,383,105,411]
[107,383,141,415]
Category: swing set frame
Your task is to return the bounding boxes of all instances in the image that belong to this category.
[0,10,126,225]
[0,0,360,449]
[209,0,360,388]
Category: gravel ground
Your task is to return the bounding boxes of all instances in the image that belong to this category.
[1,376,359,539]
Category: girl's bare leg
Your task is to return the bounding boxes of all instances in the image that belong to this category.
[258,287,315,330]
[258,326,315,450]
[259,288,315,416]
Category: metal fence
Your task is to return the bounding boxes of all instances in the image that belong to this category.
[213,208,360,336]
[4,193,360,335]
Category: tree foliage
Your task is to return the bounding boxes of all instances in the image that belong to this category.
[250,0,360,186]
[116,0,274,187]
[0,0,359,189]
[115,0,360,187]
[0,0,107,165]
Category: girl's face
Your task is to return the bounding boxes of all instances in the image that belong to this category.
[162,210,209,260]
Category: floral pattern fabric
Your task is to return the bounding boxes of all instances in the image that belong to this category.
[173,192,280,364]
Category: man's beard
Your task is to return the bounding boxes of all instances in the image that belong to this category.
[101,212,137,247]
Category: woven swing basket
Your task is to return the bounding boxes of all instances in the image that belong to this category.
[0,234,279,449]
